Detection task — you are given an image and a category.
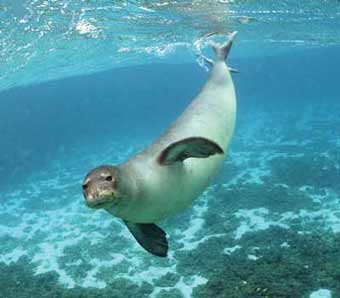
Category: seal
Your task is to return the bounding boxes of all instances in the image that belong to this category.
[82,32,238,257]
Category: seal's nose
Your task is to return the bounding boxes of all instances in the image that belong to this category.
[82,181,90,199]
[82,182,105,208]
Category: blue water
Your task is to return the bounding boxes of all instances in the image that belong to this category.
[1,1,340,298]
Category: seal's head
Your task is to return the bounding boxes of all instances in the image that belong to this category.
[82,165,121,209]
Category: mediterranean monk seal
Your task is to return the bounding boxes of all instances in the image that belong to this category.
[82,32,238,257]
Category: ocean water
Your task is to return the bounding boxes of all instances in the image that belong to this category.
[1,1,340,298]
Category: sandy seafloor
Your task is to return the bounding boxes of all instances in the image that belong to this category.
[1,101,340,298]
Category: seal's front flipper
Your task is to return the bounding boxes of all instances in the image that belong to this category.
[158,137,224,165]
[228,67,239,73]
[124,220,168,257]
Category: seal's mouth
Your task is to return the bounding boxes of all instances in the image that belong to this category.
[86,201,107,209]
[85,192,117,209]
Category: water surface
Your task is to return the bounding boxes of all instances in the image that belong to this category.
[0,1,340,298]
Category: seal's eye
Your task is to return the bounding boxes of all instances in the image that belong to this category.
[105,176,113,182]
[82,183,88,190]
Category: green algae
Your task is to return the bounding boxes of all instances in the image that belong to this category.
[211,183,316,214]
[157,288,183,298]
[154,272,180,288]
[0,257,153,298]
[269,155,340,189]
[191,229,340,298]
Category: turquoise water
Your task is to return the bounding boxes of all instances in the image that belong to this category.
[1,1,340,298]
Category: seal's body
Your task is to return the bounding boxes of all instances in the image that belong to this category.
[83,32,238,257]
[115,60,236,223]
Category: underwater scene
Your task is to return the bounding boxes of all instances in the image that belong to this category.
[1,1,340,298]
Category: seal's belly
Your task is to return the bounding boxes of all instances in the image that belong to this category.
[161,155,224,217]
[125,153,224,223]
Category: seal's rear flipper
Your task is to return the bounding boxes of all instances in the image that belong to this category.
[124,220,168,257]
[211,31,237,62]
[158,137,224,165]
[198,31,238,72]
